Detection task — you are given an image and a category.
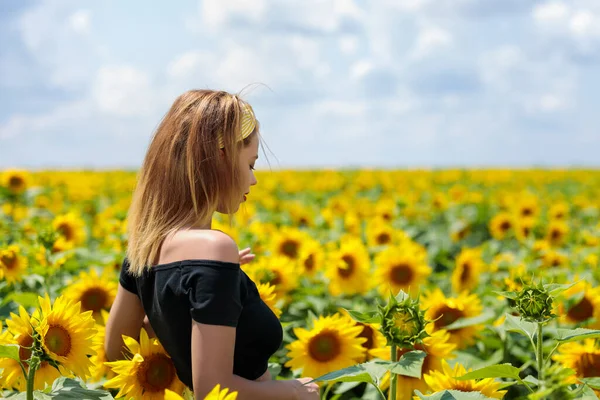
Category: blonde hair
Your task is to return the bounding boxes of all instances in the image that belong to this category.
[126,90,258,275]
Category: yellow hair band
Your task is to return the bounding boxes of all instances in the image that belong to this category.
[218,102,257,148]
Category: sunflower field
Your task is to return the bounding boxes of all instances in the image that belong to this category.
[1,168,600,400]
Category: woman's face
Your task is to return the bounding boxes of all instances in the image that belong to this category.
[237,133,259,206]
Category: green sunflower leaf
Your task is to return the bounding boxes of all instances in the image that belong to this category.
[552,328,600,343]
[0,343,20,362]
[47,377,114,399]
[502,313,536,342]
[341,308,380,324]
[370,350,427,378]
[311,364,376,385]
[414,389,497,399]
[544,281,580,297]
[2,291,40,308]
[454,363,521,381]
[580,377,600,390]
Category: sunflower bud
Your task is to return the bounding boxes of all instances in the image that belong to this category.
[379,291,429,348]
[515,281,554,322]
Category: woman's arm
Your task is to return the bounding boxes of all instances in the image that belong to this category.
[104,284,145,361]
[191,322,305,400]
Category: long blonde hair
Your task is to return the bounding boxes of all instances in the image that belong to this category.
[126,90,257,275]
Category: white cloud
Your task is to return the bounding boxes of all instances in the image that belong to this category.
[201,0,267,30]
[538,94,565,111]
[339,35,358,54]
[410,25,453,60]
[350,61,374,79]
[92,66,155,117]
[69,10,91,34]
[533,1,570,23]
[569,10,596,37]
[167,51,213,80]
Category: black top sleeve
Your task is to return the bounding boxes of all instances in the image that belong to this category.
[119,258,139,295]
[179,261,243,327]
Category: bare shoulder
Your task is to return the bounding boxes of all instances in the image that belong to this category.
[162,229,239,264]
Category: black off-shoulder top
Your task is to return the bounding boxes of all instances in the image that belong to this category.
[119,258,283,390]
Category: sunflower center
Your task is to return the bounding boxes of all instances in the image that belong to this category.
[567,296,594,322]
[500,220,511,232]
[578,353,600,378]
[460,262,471,283]
[1,253,17,270]
[81,287,109,313]
[9,176,25,190]
[521,226,531,236]
[44,325,72,357]
[390,264,414,285]
[308,331,341,362]
[522,207,533,217]
[550,229,562,241]
[270,271,282,286]
[136,354,176,392]
[280,240,299,258]
[56,223,75,241]
[304,254,315,271]
[338,255,356,278]
[433,306,464,329]
[299,217,309,227]
[357,324,374,350]
[377,232,391,245]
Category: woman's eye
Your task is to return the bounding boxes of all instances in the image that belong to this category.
[250,165,255,170]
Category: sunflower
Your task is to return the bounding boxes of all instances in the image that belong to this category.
[243,255,299,300]
[285,313,366,378]
[514,195,539,220]
[104,328,186,399]
[419,359,507,399]
[256,282,282,319]
[372,326,457,400]
[421,289,483,349]
[553,339,600,389]
[298,238,325,279]
[35,294,97,379]
[489,212,513,240]
[514,217,535,242]
[451,248,484,294]
[545,220,569,247]
[366,217,397,247]
[202,384,238,400]
[1,169,30,194]
[344,212,362,236]
[542,249,568,268]
[269,227,310,260]
[62,268,117,322]
[325,236,371,297]
[450,222,470,242]
[52,212,86,249]
[557,281,600,329]
[0,306,61,391]
[548,202,569,220]
[287,202,315,228]
[374,245,431,297]
[0,244,28,284]
[356,321,387,362]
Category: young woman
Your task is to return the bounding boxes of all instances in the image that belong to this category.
[104,90,320,400]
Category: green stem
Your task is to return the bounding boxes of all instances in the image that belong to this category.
[390,344,397,400]
[26,358,39,400]
[536,322,544,390]
[321,383,332,400]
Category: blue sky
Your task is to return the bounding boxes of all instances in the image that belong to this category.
[0,0,599,169]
